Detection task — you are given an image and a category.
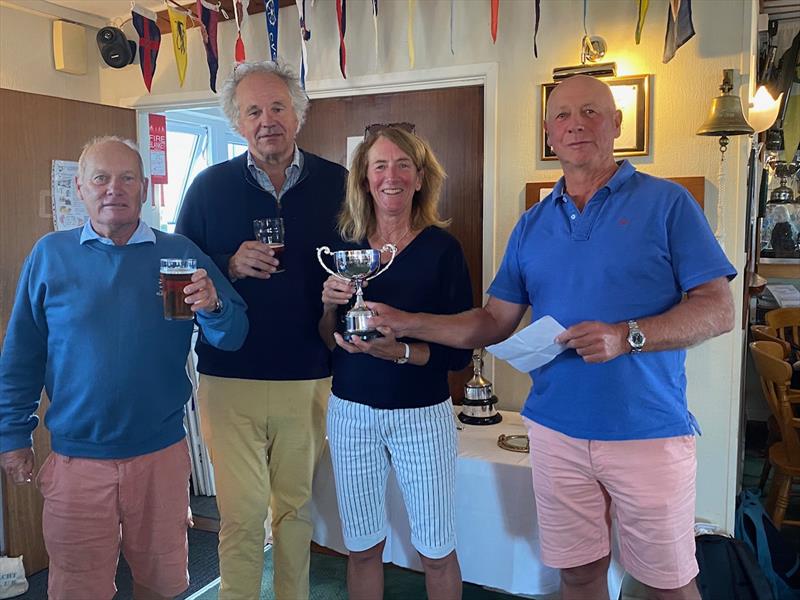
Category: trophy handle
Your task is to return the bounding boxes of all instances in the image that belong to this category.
[316,246,348,281]
[366,243,397,281]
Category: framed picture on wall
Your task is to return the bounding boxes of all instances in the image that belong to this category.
[540,74,651,161]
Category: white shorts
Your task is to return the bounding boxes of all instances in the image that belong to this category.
[326,394,457,558]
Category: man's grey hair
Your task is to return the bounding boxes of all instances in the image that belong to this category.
[219,59,309,133]
[77,136,144,180]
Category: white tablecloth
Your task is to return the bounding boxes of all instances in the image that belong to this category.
[311,410,625,598]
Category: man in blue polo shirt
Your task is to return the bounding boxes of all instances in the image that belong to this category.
[371,75,735,600]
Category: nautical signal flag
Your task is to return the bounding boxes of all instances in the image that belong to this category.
[197,0,220,92]
[131,6,161,92]
[167,7,188,87]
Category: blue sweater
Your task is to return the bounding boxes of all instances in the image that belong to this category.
[0,228,248,459]
[176,151,347,380]
[331,227,473,409]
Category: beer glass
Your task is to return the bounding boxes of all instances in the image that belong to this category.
[253,218,285,273]
[160,258,197,320]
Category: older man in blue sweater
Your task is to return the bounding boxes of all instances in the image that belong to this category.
[0,137,248,600]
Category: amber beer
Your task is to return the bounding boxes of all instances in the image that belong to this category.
[253,218,285,273]
[160,258,197,320]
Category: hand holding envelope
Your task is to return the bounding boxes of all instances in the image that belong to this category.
[486,315,567,373]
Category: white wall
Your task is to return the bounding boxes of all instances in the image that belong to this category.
[2,0,758,532]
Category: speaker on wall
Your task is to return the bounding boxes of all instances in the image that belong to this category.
[96,26,136,68]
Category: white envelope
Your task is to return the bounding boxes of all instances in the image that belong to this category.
[486,315,567,373]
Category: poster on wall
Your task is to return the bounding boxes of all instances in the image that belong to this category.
[149,113,168,184]
[51,160,88,231]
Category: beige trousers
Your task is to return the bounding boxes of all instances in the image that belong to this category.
[198,375,330,600]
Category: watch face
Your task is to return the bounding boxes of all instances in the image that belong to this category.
[630,331,645,347]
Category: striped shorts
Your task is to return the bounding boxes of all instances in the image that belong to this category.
[326,394,457,559]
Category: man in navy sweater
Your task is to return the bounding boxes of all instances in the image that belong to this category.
[0,137,248,600]
[175,60,347,600]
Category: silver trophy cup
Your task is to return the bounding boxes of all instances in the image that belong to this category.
[317,244,397,341]
[458,349,502,425]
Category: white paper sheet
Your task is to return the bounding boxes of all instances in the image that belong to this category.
[486,315,567,373]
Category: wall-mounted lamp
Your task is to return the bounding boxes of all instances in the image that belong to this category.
[696,69,754,154]
[552,35,616,80]
[748,86,783,134]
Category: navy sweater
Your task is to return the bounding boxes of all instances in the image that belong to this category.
[0,229,248,458]
[331,226,473,409]
[176,151,347,380]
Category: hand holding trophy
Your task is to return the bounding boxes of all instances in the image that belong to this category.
[317,245,397,341]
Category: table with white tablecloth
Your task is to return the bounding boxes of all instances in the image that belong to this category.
[311,410,625,598]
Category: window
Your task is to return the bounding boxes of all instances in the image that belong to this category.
[150,108,246,231]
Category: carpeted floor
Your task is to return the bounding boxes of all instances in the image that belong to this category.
[188,546,517,600]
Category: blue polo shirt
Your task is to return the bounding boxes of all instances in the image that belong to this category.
[488,161,736,440]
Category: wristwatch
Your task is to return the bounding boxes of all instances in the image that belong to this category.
[626,320,646,353]
[394,342,410,364]
[211,298,224,314]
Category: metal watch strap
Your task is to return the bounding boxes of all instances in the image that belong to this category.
[395,342,410,364]
[627,319,645,353]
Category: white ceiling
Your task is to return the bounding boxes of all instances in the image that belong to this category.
[49,0,164,20]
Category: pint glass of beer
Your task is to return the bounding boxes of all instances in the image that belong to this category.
[160,258,197,320]
[253,218,285,273]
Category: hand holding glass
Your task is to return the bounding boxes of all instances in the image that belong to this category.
[160,258,197,320]
[253,218,285,273]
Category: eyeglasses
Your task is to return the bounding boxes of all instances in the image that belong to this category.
[364,122,416,139]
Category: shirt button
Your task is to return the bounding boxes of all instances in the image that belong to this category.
[570,214,576,220]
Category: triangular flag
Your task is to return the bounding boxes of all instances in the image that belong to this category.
[197,0,219,92]
[372,0,379,62]
[635,0,649,44]
[233,0,249,62]
[407,0,414,68]
[131,7,161,92]
[336,0,347,78]
[296,0,311,88]
[533,0,540,57]
[265,0,279,61]
[490,0,498,44]
[167,7,188,87]
[663,0,695,63]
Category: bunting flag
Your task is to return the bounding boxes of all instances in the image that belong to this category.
[131,7,161,92]
[635,0,649,44]
[233,0,249,62]
[265,0,279,61]
[197,0,219,92]
[167,7,188,87]
[336,0,346,78]
[296,0,311,87]
[663,0,695,63]
[372,0,379,62]
[407,0,415,68]
[533,0,540,57]
[490,0,498,43]
[449,0,454,54]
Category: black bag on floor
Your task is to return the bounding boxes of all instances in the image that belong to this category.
[695,534,774,600]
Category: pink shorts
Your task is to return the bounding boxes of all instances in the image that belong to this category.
[36,440,192,600]
[524,418,699,590]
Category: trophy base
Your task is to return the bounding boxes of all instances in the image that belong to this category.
[458,411,502,426]
[342,330,383,342]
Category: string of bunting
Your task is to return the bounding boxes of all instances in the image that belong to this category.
[121,1,698,94]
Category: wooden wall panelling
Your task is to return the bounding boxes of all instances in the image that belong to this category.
[0,88,136,575]
[156,0,296,34]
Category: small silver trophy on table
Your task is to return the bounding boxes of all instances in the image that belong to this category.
[317,245,397,341]
[458,349,502,425]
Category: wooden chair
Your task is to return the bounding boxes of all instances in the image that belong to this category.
[750,340,800,529]
[765,307,800,350]
[751,324,793,359]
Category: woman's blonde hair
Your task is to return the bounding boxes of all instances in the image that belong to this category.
[338,127,448,242]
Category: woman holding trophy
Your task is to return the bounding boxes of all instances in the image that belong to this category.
[319,123,473,599]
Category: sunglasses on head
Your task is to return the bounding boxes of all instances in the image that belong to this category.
[363,122,416,139]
